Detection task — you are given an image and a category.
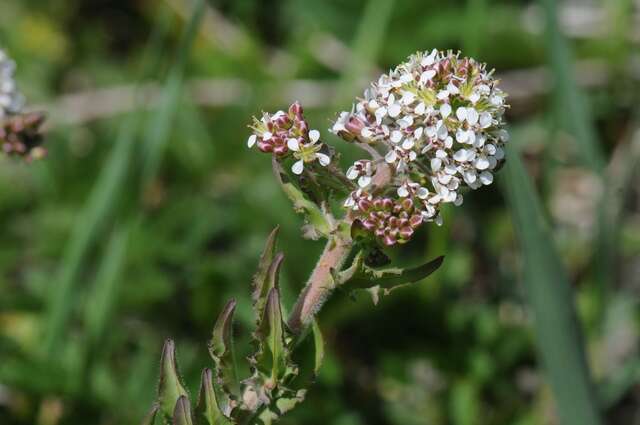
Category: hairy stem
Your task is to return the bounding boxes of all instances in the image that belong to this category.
[287,237,352,334]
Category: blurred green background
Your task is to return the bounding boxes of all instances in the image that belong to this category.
[1,0,639,424]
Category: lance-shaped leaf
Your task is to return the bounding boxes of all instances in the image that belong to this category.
[336,254,445,295]
[195,368,233,425]
[253,288,289,384]
[158,339,189,419]
[252,252,285,323]
[251,227,280,309]
[173,395,194,425]
[272,157,331,238]
[207,299,239,415]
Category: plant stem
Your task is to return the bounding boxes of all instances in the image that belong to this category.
[287,236,352,334]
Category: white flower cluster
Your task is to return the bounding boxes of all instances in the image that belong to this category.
[332,49,509,226]
[0,49,25,119]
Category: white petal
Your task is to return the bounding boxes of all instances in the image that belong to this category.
[440,103,452,118]
[388,103,402,118]
[417,187,429,199]
[485,144,497,155]
[479,171,493,185]
[414,127,424,139]
[437,90,449,100]
[431,158,442,172]
[385,150,397,163]
[479,112,492,128]
[456,107,467,121]
[263,131,273,140]
[469,92,481,104]
[397,186,409,197]
[436,149,447,159]
[456,128,469,143]
[454,149,469,162]
[391,130,403,144]
[408,151,417,161]
[474,156,490,170]
[287,138,300,151]
[247,134,257,147]
[361,127,373,138]
[444,136,453,149]
[414,102,426,115]
[316,153,331,166]
[495,147,505,160]
[439,174,453,184]
[464,170,477,184]
[309,129,320,143]
[420,69,436,83]
[358,175,372,188]
[454,194,464,206]
[465,130,476,145]
[346,166,359,180]
[436,122,448,140]
[401,91,415,105]
[292,159,304,175]
[466,108,479,125]
[402,139,414,150]
[498,129,509,142]
[447,81,460,95]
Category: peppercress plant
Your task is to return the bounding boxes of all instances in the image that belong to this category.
[146,50,509,425]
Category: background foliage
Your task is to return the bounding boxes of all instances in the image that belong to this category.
[1,0,639,424]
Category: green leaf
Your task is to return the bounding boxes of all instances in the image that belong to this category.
[173,395,194,425]
[337,253,444,295]
[158,339,188,420]
[311,320,324,377]
[195,369,232,425]
[251,227,280,305]
[254,288,288,384]
[208,299,239,414]
[253,248,285,322]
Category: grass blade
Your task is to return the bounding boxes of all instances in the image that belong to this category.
[502,145,602,425]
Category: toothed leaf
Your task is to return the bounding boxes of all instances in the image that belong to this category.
[195,369,233,425]
[173,395,194,425]
[208,299,238,415]
[251,227,280,313]
[338,255,445,294]
[253,252,284,323]
[158,339,189,420]
[254,288,288,383]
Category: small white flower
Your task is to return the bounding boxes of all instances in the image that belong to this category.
[437,90,449,100]
[385,149,397,163]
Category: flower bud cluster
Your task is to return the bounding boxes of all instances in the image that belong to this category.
[0,49,25,119]
[346,189,424,246]
[248,102,330,175]
[0,112,46,160]
[333,49,509,244]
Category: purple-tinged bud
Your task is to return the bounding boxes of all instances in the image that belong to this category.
[362,219,376,230]
[399,226,414,239]
[358,199,372,211]
[289,102,303,119]
[401,198,413,211]
[409,214,423,227]
[382,198,394,210]
[345,116,365,136]
[383,234,397,246]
